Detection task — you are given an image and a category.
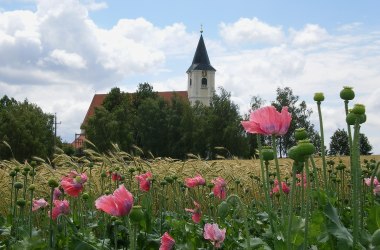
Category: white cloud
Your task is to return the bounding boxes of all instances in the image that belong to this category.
[291,24,329,47]
[81,0,108,11]
[47,49,87,69]
[0,1,379,154]
[220,17,284,45]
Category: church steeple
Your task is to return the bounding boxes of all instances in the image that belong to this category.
[187,30,216,106]
[186,33,216,73]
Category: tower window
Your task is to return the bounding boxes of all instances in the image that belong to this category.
[201,78,207,88]
[189,78,192,87]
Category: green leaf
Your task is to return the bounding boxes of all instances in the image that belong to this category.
[324,202,353,249]
[367,205,380,234]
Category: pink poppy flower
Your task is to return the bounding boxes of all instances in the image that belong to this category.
[374,185,380,196]
[112,172,122,182]
[212,177,227,200]
[203,223,226,248]
[32,198,49,211]
[271,179,290,196]
[185,174,206,188]
[95,184,134,217]
[159,232,175,250]
[60,170,88,197]
[185,201,202,223]
[296,173,307,187]
[135,172,152,192]
[51,199,70,220]
[241,106,292,136]
[53,188,62,200]
[364,177,380,187]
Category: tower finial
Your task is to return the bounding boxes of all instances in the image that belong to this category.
[200,24,203,34]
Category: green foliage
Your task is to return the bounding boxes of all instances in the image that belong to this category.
[0,95,55,161]
[271,87,321,157]
[329,128,373,155]
[84,84,249,159]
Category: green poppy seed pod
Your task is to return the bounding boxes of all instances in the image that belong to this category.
[17,199,26,207]
[172,175,178,181]
[88,163,94,169]
[234,179,241,185]
[30,161,37,168]
[207,183,214,189]
[164,176,174,184]
[297,140,315,156]
[346,112,366,125]
[352,104,365,115]
[105,190,111,195]
[28,184,36,191]
[288,146,305,162]
[29,170,36,177]
[48,179,59,188]
[218,201,230,218]
[115,167,120,171]
[23,166,30,172]
[295,128,308,141]
[14,182,23,189]
[14,166,20,172]
[160,180,167,186]
[136,167,142,172]
[82,192,89,200]
[371,229,380,246]
[129,205,144,224]
[100,171,107,178]
[22,170,28,176]
[261,146,275,161]
[314,92,325,102]
[128,167,135,173]
[9,170,16,177]
[340,86,355,101]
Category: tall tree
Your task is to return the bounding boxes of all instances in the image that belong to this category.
[329,128,373,155]
[271,87,320,157]
[0,95,55,161]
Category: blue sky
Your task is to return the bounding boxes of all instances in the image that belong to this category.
[0,0,380,154]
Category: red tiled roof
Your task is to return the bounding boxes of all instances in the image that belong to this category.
[81,91,188,127]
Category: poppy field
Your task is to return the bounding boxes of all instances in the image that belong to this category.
[1,87,380,249]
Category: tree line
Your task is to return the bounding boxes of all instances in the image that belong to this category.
[0,84,372,161]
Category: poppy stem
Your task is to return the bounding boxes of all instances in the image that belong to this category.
[271,135,285,220]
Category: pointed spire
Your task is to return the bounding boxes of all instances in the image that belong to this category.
[187,29,216,73]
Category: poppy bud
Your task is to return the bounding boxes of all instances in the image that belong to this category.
[313,92,325,102]
[48,179,59,188]
[295,128,308,141]
[9,171,16,177]
[351,104,365,115]
[14,182,23,189]
[261,146,274,161]
[82,193,90,200]
[340,86,355,101]
[346,112,366,125]
[129,205,144,224]
[218,201,229,218]
[28,184,36,191]
[17,199,26,207]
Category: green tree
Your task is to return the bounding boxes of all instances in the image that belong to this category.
[329,128,373,155]
[0,95,55,161]
[85,88,135,152]
[271,87,321,157]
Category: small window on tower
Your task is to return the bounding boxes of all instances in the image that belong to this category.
[189,78,192,87]
[201,78,207,88]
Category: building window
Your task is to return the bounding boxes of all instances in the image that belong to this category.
[189,78,192,87]
[201,78,207,88]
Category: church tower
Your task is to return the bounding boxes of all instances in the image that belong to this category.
[186,30,216,106]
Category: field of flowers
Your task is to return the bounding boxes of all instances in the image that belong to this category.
[1,87,380,249]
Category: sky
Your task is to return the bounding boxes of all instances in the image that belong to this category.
[0,0,380,154]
